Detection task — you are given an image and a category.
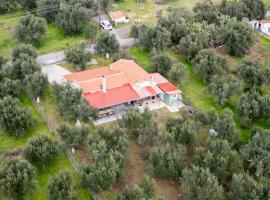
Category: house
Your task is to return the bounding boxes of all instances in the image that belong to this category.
[249,19,270,36]
[64,59,183,122]
[109,11,129,25]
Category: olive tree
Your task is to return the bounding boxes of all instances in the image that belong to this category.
[209,75,238,105]
[168,63,185,83]
[147,144,186,179]
[58,124,88,148]
[180,31,212,61]
[96,32,120,54]
[151,51,174,76]
[24,135,58,170]
[237,60,264,88]
[229,173,262,200]
[194,139,243,185]
[64,42,90,71]
[0,159,36,200]
[0,78,20,98]
[56,4,90,35]
[11,44,37,62]
[25,72,48,99]
[53,83,98,120]
[241,128,270,178]
[37,0,61,21]
[192,49,228,83]
[242,0,266,20]
[213,108,240,147]
[0,96,33,137]
[181,166,224,200]
[193,0,219,24]
[47,171,77,200]
[11,53,40,81]
[120,108,158,145]
[13,15,47,46]
[220,17,255,56]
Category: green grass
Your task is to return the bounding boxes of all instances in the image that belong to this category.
[0,12,85,59]
[0,93,92,200]
[130,46,251,142]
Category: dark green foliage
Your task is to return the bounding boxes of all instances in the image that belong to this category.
[64,42,90,71]
[181,166,224,200]
[242,0,266,20]
[241,128,270,177]
[209,75,238,105]
[120,108,158,145]
[11,53,40,81]
[194,139,243,185]
[96,32,120,54]
[66,0,98,10]
[84,21,99,40]
[192,49,228,83]
[168,63,185,83]
[165,114,197,149]
[11,44,37,62]
[0,0,18,12]
[157,8,189,44]
[138,175,155,199]
[237,89,270,125]
[0,96,33,137]
[130,25,139,39]
[58,124,88,148]
[0,159,36,200]
[53,83,98,120]
[219,0,248,20]
[56,4,90,35]
[37,0,61,21]
[24,135,58,170]
[47,171,77,200]
[193,0,219,24]
[0,78,20,98]
[81,153,121,192]
[81,127,127,192]
[90,127,128,157]
[213,108,240,147]
[151,51,174,76]
[113,186,144,200]
[13,15,47,46]
[138,25,171,50]
[25,72,48,98]
[0,55,6,68]
[194,108,217,125]
[229,173,264,200]
[180,31,212,61]
[19,0,37,9]
[220,17,255,57]
[237,60,264,88]
[147,144,186,179]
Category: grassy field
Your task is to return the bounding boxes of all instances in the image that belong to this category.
[0,93,92,200]
[0,12,84,59]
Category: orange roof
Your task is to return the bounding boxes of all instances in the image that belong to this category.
[65,67,118,82]
[157,82,182,95]
[110,11,126,20]
[110,59,151,84]
[84,84,139,109]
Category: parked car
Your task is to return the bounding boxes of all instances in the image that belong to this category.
[100,20,112,31]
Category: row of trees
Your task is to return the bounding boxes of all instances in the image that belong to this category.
[0,158,78,200]
[0,45,49,137]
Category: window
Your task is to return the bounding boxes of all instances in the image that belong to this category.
[171,94,178,99]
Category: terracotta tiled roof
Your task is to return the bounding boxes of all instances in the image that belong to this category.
[150,73,169,84]
[110,11,126,20]
[64,67,119,82]
[110,59,151,84]
[157,82,182,95]
[84,84,139,109]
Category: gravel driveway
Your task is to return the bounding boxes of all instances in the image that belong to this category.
[41,64,71,84]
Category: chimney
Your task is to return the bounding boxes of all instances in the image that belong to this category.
[101,75,107,93]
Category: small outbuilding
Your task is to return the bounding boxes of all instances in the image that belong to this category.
[249,19,270,36]
[109,11,129,26]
